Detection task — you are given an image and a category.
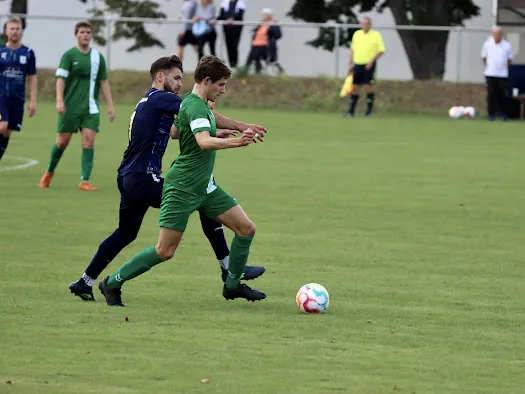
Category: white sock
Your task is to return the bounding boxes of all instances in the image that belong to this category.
[81,273,95,287]
[219,255,229,270]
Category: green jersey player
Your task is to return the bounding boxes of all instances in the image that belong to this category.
[99,56,268,306]
[39,21,114,191]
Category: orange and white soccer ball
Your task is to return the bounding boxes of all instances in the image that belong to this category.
[296,283,330,313]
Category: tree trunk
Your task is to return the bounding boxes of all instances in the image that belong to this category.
[11,0,27,29]
[388,0,449,80]
[397,30,449,79]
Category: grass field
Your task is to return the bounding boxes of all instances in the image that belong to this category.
[1,103,524,393]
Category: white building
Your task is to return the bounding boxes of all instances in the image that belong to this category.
[0,0,520,82]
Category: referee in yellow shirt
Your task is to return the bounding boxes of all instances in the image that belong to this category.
[347,17,385,117]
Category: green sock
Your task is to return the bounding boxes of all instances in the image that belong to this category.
[107,246,162,288]
[226,234,254,289]
[80,147,95,181]
[47,144,65,173]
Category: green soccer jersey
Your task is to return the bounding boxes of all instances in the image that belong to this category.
[55,47,107,115]
[166,93,217,195]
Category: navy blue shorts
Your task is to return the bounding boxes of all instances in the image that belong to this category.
[352,63,376,85]
[0,97,24,131]
[117,173,164,233]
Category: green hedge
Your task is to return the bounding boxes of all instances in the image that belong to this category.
[36,69,486,115]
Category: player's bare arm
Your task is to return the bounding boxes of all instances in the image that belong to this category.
[204,102,244,139]
[27,74,37,117]
[216,130,238,139]
[194,128,258,151]
[366,50,384,70]
[56,78,66,114]
[212,110,267,136]
[100,79,115,121]
[172,124,246,142]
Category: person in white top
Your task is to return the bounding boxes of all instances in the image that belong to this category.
[217,0,246,69]
[481,26,513,120]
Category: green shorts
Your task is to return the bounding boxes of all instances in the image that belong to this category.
[57,112,100,133]
[158,183,238,232]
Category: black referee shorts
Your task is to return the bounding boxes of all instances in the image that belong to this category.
[353,63,376,85]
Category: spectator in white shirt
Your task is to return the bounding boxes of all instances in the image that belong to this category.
[217,0,246,69]
[481,26,513,121]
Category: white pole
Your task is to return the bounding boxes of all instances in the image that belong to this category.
[492,0,498,26]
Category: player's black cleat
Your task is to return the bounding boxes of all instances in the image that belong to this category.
[98,277,125,307]
[69,279,95,301]
[222,283,267,302]
[221,265,266,282]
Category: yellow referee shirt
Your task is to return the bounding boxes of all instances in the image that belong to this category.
[351,29,385,65]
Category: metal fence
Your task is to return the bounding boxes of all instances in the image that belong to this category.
[2,14,524,83]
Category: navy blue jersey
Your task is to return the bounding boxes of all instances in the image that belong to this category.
[118,88,182,176]
[0,45,36,101]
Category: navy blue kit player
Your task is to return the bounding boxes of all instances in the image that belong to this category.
[0,16,37,161]
[69,55,265,301]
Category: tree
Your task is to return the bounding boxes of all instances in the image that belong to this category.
[1,0,168,52]
[79,0,168,52]
[288,0,480,80]
[0,0,27,28]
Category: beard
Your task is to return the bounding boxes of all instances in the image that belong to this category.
[163,82,176,94]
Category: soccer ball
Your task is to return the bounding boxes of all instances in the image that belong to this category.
[463,106,476,119]
[296,283,330,313]
[448,106,464,119]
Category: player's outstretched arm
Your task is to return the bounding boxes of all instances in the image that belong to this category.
[194,129,260,151]
[216,130,238,139]
[100,80,115,121]
[212,110,267,136]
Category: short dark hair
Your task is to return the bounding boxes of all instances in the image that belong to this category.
[194,56,231,83]
[149,55,184,80]
[75,21,93,35]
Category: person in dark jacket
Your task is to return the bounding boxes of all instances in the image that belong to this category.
[245,8,282,74]
[217,0,246,69]
[267,23,284,74]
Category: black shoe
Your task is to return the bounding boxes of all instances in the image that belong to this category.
[222,283,267,302]
[69,279,95,301]
[98,277,125,307]
[221,265,266,282]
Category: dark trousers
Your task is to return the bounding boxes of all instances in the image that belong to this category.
[197,30,217,59]
[246,46,268,73]
[486,76,508,117]
[224,26,242,68]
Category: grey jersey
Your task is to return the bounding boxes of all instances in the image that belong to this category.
[181,0,197,31]
[194,3,216,23]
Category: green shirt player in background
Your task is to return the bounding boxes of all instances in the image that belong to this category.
[39,21,115,191]
[99,56,267,306]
